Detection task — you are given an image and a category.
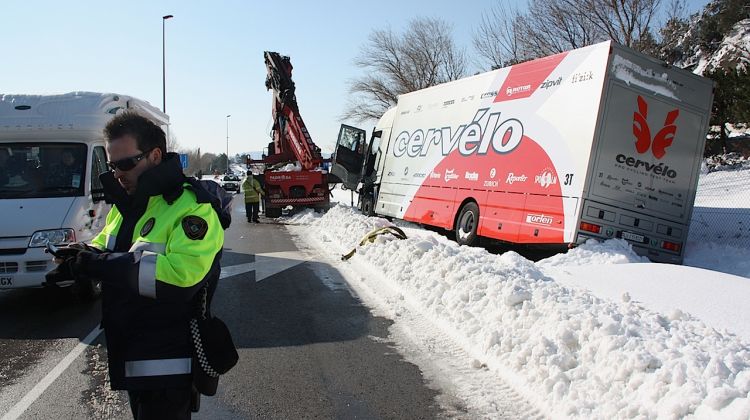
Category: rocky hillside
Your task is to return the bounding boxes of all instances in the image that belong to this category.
[667,0,750,75]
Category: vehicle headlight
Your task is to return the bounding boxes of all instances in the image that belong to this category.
[29,229,76,247]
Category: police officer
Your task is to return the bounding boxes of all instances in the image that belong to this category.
[47,112,224,419]
[242,171,263,223]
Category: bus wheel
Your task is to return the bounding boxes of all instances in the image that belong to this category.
[455,202,479,246]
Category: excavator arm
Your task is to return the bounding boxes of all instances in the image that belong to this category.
[264,51,323,170]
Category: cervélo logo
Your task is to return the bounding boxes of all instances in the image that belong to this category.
[633,95,679,159]
[392,108,524,158]
[615,95,680,179]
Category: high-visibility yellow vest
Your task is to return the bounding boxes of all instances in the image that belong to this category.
[242,177,263,203]
[91,183,224,294]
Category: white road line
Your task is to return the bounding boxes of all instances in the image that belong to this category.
[220,252,308,282]
[1,326,102,420]
[219,262,256,279]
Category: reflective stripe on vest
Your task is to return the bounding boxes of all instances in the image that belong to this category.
[124,357,192,377]
[129,241,167,255]
[138,251,158,298]
[106,234,116,251]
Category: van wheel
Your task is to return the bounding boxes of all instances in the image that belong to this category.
[360,195,374,216]
[455,202,480,246]
[71,277,102,302]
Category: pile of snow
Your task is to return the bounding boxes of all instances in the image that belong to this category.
[289,205,750,419]
[684,241,750,278]
[688,165,750,259]
[535,238,648,267]
[276,162,302,172]
[703,153,750,174]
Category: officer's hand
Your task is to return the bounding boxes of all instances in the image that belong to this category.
[50,243,87,265]
[71,250,101,278]
[44,258,75,285]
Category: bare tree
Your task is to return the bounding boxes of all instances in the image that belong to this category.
[343,17,466,123]
[562,0,662,48]
[657,0,691,64]
[473,1,527,69]
[166,130,180,153]
[520,0,605,56]
[473,0,663,70]
[664,0,688,21]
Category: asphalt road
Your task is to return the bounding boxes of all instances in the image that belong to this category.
[0,196,452,419]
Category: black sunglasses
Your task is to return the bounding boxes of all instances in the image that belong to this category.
[107,149,153,172]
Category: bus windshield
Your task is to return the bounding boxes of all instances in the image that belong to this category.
[0,142,87,199]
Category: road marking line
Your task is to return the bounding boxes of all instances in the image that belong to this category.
[219,262,256,279]
[1,326,102,420]
[220,252,308,282]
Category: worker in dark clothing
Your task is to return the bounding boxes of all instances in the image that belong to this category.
[46,112,224,419]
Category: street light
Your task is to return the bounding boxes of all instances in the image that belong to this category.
[162,14,174,113]
[226,114,231,174]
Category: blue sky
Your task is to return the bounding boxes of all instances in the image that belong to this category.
[3,0,709,156]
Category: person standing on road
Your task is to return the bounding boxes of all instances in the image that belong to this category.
[45,112,224,419]
[255,171,266,215]
[242,171,263,223]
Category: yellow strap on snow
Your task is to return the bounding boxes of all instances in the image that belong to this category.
[341,226,407,260]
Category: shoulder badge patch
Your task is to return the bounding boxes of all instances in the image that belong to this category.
[182,215,208,240]
[140,217,156,237]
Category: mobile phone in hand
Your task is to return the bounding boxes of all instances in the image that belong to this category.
[45,242,62,257]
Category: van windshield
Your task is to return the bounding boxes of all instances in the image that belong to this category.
[0,143,87,199]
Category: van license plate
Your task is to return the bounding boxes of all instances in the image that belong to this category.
[0,276,13,287]
[621,231,645,243]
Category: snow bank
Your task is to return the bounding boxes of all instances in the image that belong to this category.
[536,238,648,267]
[294,205,750,419]
[684,241,750,278]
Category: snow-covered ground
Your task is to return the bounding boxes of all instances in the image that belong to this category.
[281,167,749,419]
[686,167,750,278]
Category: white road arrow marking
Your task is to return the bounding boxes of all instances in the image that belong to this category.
[220,251,308,282]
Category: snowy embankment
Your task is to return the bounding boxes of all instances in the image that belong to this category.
[685,166,750,278]
[288,205,750,419]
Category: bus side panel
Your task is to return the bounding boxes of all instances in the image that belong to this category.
[479,192,527,242]
[403,185,457,229]
[379,42,611,243]
[517,195,578,243]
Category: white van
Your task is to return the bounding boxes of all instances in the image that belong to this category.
[0,92,168,299]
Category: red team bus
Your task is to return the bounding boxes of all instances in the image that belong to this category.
[331,41,714,264]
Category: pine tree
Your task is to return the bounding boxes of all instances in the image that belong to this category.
[705,67,750,154]
[699,0,750,54]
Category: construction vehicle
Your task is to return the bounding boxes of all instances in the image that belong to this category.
[248,51,330,217]
[330,41,714,264]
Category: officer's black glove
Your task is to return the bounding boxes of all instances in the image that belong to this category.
[71,250,105,278]
[44,257,76,285]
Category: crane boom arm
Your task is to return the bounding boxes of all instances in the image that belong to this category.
[264,51,323,170]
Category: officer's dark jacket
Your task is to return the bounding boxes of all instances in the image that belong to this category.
[89,153,224,390]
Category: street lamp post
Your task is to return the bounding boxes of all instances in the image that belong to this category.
[162,14,174,113]
[226,114,231,174]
